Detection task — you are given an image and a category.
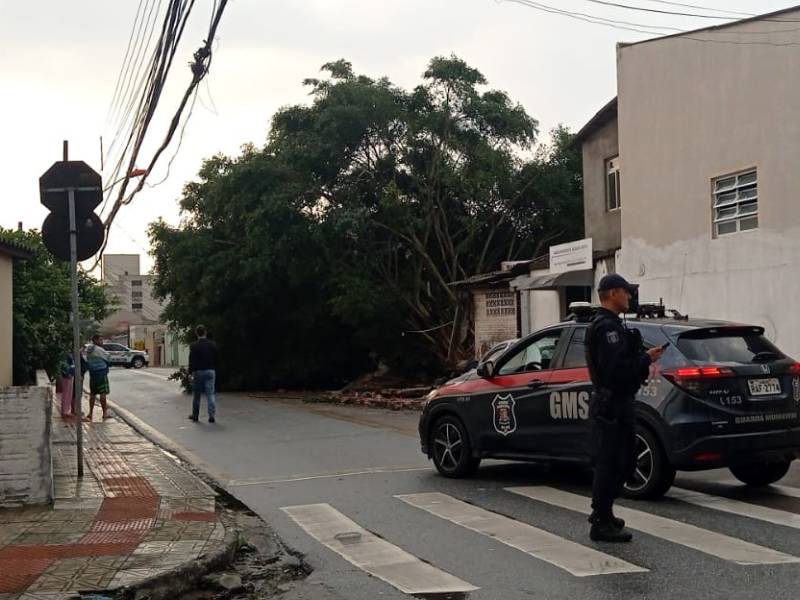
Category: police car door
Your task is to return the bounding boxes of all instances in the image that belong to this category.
[545,326,593,458]
[484,327,568,454]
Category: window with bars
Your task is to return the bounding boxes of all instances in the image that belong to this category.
[131,291,143,300]
[606,156,621,211]
[713,169,758,237]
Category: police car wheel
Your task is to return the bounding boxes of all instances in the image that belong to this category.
[430,416,480,478]
[132,357,145,369]
[623,427,675,499]
[729,460,792,487]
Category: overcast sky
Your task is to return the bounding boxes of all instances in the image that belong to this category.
[1,0,794,272]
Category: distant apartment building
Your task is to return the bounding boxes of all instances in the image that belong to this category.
[100,254,164,339]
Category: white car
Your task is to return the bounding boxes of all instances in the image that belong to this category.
[101,343,149,369]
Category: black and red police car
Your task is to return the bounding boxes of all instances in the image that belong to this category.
[418,303,800,498]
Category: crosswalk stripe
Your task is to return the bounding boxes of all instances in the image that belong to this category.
[507,486,800,566]
[281,503,478,595]
[669,487,800,529]
[767,485,800,500]
[396,492,647,577]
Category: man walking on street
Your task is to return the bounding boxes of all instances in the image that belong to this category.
[189,325,219,423]
[85,335,112,421]
[585,274,664,543]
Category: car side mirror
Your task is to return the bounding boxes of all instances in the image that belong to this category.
[477,360,495,379]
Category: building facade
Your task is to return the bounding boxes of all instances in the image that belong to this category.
[0,237,32,385]
[576,6,800,356]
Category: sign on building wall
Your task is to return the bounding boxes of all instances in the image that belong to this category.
[550,238,593,273]
[485,291,516,317]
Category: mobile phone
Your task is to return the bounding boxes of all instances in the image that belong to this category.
[660,342,670,350]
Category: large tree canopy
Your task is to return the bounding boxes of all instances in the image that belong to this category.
[4,229,112,384]
[150,56,583,389]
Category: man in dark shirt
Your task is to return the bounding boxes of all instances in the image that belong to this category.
[188,325,219,423]
[585,274,664,542]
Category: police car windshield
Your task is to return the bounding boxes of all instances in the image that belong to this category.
[677,332,784,364]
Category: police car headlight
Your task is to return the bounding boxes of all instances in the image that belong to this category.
[422,389,439,407]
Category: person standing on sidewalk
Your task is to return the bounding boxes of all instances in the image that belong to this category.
[189,325,219,423]
[585,274,664,543]
[84,335,112,420]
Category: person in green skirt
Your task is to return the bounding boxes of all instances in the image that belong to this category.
[84,335,111,420]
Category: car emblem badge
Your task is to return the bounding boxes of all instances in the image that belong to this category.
[761,364,771,375]
[492,394,517,436]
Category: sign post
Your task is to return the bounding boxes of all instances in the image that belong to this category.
[39,142,105,479]
[67,186,84,477]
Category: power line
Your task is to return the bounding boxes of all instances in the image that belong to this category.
[578,0,748,20]
[503,0,800,44]
[578,0,800,23]
[93,0,232,270]
[503,0,675,35]
[640,0,753,18]
[105,0,146,128]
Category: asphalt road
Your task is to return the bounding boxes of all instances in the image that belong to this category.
[108,368,800,600]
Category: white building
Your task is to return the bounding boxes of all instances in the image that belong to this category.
[100,254,164,339]
[574,6,800,357]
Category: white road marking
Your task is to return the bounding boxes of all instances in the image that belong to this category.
[669,487,800,529]
[229,466,431,487]
[133,370,172,381]
[397,492,647,577]
[507,486,800,565]
[281,503,478,595]
[767,485,800,499]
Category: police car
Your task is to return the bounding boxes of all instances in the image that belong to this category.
[418,303,800,499]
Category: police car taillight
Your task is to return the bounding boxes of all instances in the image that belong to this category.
[789,363,800,375]
[662,367,735,394]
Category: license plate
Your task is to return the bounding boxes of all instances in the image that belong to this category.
[748,378,781,396]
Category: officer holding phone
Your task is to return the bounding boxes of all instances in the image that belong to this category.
[585,274,665,542]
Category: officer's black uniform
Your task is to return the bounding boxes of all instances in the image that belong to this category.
[585,275,651,542]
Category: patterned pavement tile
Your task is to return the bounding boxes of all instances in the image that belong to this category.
[2,406,227,597]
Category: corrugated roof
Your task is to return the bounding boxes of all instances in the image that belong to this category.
[0,234,34,259]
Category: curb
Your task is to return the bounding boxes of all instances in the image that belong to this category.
[108,400,231,489]
[109,526,242,600]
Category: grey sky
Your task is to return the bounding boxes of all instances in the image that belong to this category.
[1,0,794,271]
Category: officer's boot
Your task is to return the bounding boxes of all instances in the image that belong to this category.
[590,516,633,543]
[588,511,625,530]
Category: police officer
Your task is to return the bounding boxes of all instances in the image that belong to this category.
[585,273,664,542]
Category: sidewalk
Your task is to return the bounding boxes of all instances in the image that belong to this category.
[0,395,231,600]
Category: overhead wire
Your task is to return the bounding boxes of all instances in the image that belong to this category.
[105,0,146,128]
[92,0,231,270]
[577,0,800,23]
[639,0,754,18]
[502,0,800,44]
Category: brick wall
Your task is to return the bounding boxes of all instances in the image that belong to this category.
[0,383,53,507]
[473,289,518,359]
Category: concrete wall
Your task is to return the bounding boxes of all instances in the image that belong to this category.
[473,289,518,358]
[0,254,12,386]
[617,13,800,357]
[582,118,621,254]
[0,383,53,506]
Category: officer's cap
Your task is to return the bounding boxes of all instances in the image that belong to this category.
[597,273,638,293]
